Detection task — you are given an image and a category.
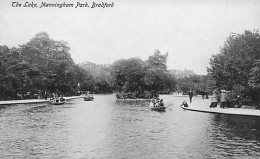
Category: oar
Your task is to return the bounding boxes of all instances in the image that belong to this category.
[167,107,172,111]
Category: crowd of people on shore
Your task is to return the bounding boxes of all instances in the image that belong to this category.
[210,90,242,108]
[179,89,243,109]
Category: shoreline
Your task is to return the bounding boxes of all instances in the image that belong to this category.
[181,99,260,117]
[0,96,84,105]
[116,98,151,101]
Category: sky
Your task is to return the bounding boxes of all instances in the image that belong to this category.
[0,0,260,75]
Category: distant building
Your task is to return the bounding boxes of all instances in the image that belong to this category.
[169,69,196,78]
[78,62,111,77]
[79,62,111,71]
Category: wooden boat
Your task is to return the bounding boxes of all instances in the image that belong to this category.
[84,95,94,101]
[151,106,166,111]
[150,102,166,111]
[48,98,66,105]
[50,101,65,105]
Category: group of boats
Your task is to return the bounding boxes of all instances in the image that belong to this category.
[47,94,260,116]
[48,94,166,111]
[48,94,94,105]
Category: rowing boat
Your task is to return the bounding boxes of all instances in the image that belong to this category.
[150,102,166,111]
[48,98,66,105]
[84,95,94,101]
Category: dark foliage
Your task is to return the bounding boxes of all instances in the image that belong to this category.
[208,30,260,105]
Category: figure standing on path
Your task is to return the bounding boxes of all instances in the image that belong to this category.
[235,95,243,108]
[159,99,164,106]
[188,90,193,103]
[226,91,232,108]
[210,90,218,108]
[220,90,226,108]
[205,92,209,99]
[44,91,47,100]
[202,92,205,100]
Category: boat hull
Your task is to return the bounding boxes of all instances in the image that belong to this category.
[49,101,65,105]
[84,96,94,101]
[151,106,166,111]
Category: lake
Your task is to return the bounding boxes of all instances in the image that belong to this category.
[0,94,259,159]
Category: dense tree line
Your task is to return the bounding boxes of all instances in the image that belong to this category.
[5,30,257,103]
[111,50,176,99]
[0,32,101,100]
[0,32,176,100]
[79,62,113,93]
[207,30,260,105]
[176,30,260,106]
[175,75,214,95]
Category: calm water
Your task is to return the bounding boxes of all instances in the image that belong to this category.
[0,94,260,159]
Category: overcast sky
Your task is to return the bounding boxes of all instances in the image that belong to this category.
[0,0,259,74]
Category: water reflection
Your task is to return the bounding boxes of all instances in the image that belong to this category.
[0,95,259,159]
[206,114,260,158]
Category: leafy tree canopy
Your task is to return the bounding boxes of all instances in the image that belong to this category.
[208,30,260,104]
[111,50,176,99]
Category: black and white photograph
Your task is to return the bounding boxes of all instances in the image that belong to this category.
[0,0,260,158]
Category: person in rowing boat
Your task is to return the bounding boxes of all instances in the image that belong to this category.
[59,95,65,102]
[150,98,156,108]
[159,99,164,107]
[155,100,159,107]
[151,98,156,106]
[181,100,189,107]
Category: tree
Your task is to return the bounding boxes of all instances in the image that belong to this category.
[208,30,260,104]
[147,49,168,71]
[0,32,91,99]
[0,46,13,99]
[146,50,175,94]
[111,50,176,99]
[79,62,113,93]
[21,32,75,94]
[68,65,95,94]
[111,58,147,93]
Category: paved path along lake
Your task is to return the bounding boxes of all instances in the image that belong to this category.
[0,94,259,158]
[0,96,83,105]
[181,97,260,117]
